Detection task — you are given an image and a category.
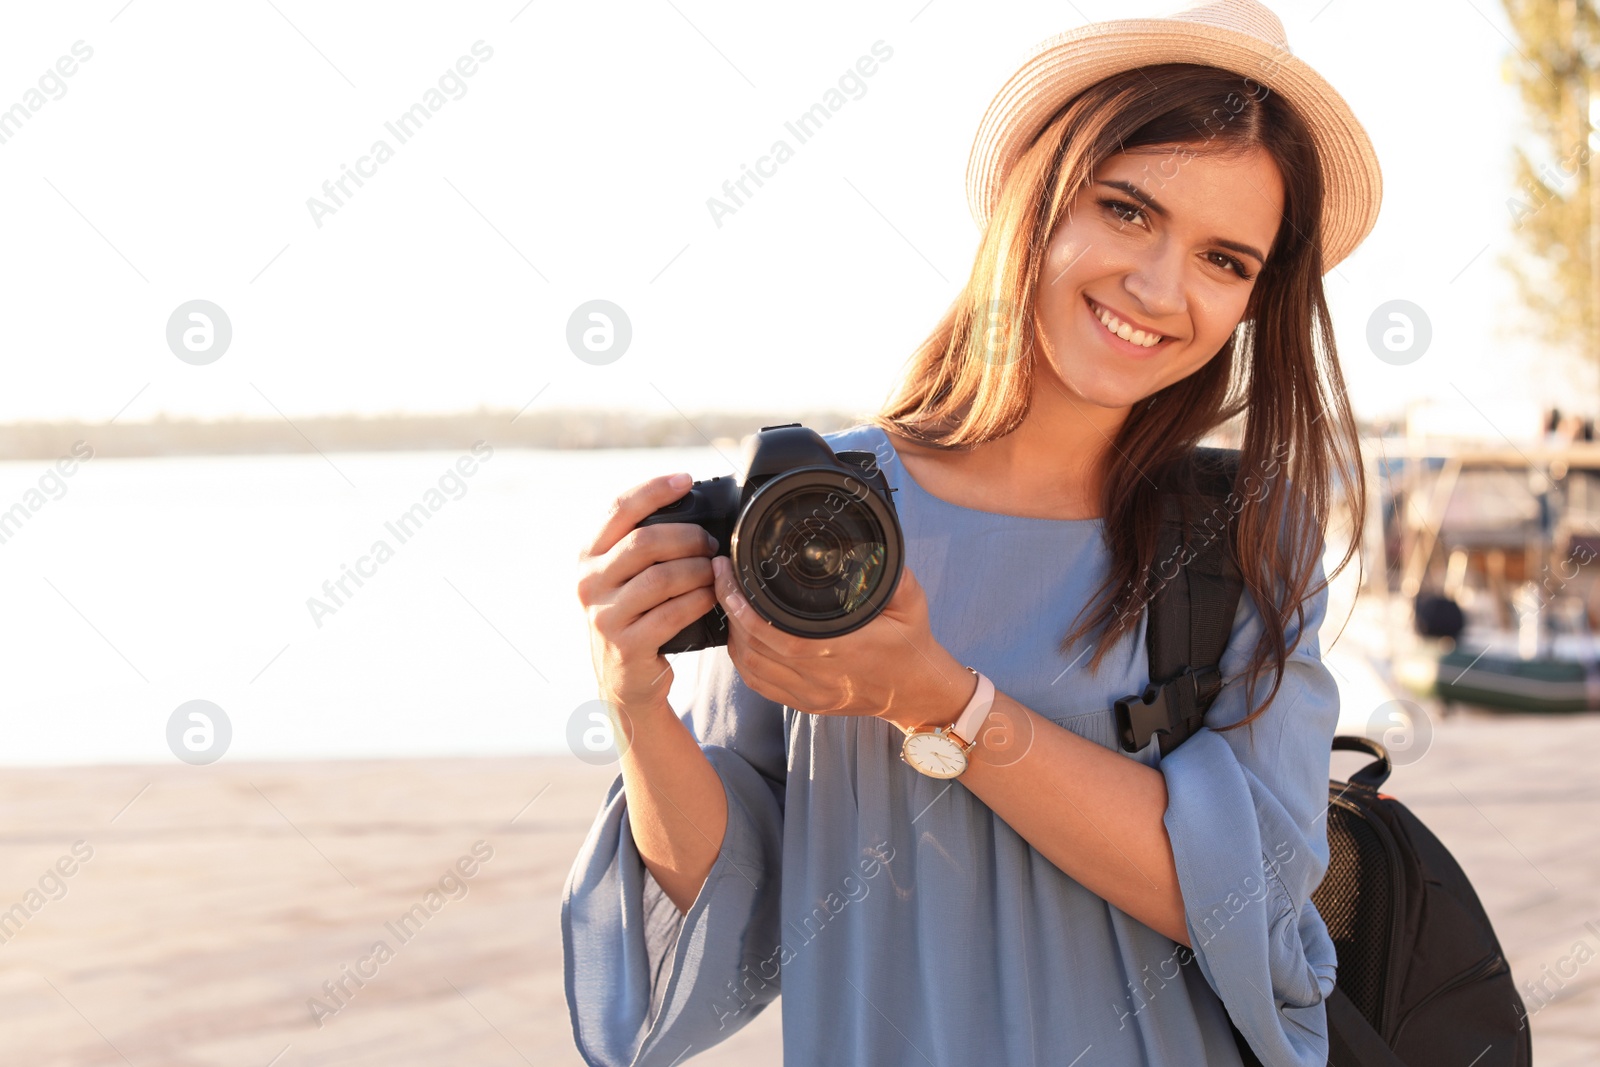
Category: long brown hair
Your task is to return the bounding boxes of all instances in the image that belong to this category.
[870,63,1365,738]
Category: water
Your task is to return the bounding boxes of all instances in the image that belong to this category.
[0,446,735,765]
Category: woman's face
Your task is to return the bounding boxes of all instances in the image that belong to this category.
[1032,143,1285,413]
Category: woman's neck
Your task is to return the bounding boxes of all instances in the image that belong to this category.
[889,380,1130,521]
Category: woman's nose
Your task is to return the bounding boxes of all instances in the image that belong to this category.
[1122,245,1188,319]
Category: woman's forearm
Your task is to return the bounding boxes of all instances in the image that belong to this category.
[957,691,1189,945]
[614,698,729,914]
[883,658,1189,945]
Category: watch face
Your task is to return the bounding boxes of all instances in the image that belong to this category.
[903,732,968,778]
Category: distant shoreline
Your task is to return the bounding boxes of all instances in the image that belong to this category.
[0,408,866,460]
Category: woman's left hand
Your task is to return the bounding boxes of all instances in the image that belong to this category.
[711,554,973,725]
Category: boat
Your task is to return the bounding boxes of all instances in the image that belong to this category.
[1371,434,1600,714]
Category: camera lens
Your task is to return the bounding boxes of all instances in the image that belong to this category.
[742,483,889,620]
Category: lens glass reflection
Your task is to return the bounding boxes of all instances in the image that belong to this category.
[746,484,886,619]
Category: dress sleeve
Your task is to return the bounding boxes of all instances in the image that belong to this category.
[1159,537,1342,1067]
[561,645,789,1067]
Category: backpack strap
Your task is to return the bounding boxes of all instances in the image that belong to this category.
[1114,446,1245,755]
[1325,986,1411,1067]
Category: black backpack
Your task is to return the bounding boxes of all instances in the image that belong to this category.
[1112,447,1532,1067]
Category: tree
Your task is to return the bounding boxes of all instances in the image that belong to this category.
[1499,0,1600,373]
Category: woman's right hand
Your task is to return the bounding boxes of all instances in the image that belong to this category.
[577,472,719,717]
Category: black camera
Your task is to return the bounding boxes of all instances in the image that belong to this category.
[637,423,905,654]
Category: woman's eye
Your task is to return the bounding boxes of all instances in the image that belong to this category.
[1207,251,1254,280]
[1100,197,1145,227]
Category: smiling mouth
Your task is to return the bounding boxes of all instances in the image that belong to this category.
[1085,296,1172,349]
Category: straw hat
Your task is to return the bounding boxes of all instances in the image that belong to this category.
[964,0,1382,273]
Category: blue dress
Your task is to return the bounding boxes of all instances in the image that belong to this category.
[562,422,1340,1066]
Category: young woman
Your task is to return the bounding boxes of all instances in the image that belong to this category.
[565,2,1380,1064]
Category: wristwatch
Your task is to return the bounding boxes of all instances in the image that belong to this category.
[899,667,995,779]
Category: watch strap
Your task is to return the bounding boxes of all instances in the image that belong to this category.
[948,668,995,748]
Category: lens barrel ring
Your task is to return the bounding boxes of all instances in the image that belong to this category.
[729,465,905,639]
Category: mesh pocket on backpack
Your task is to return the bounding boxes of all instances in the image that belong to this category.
[1312,803,1393,1029]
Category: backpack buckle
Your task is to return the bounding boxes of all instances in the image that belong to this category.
[1114,683,1169,753]
[1114,665,1223,753]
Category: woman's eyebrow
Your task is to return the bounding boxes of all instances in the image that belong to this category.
[1096,179,1267,265]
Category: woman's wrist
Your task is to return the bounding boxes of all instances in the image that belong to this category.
[607,693,681,751]
[878,644,978,735]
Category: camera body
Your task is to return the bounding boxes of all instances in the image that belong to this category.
[637,423,904,654]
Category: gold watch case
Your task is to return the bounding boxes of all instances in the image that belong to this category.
[900,725,973,779]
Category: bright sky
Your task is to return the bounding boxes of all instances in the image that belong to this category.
[0,0,1576,438]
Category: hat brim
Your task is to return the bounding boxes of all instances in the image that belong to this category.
[965,18,1383,273]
